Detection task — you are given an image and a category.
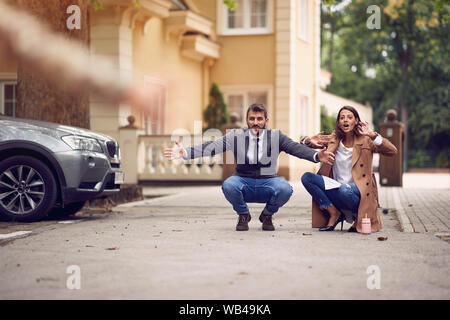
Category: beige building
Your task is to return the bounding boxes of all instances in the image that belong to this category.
[200,0,323,181]
[0,0,371,183]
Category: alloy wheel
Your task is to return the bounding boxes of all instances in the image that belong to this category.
[0,165,46,215]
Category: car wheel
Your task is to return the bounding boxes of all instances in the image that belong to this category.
[0,156,57,222]
[49,201,86,218]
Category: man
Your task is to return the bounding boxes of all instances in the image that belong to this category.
[164,104,334,231]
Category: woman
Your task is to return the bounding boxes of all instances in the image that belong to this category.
[301,106,397,233]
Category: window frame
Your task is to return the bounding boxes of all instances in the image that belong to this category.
[297,0,309,42]
[142,76,168,135]
[0,81,18,117]
[217,0,274,36]
[297,93,309,137]
[221,84,273,124]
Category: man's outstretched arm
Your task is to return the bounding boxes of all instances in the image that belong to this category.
[164,130,235,160]
[279,132,335,165]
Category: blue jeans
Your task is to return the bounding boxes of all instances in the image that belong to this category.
[301,172,361,214]
[222,176,293,215]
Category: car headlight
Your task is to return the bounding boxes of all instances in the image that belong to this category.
[62,135,103,153]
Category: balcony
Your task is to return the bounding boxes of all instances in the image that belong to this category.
[165,10,214,39]
[180,35,220,62]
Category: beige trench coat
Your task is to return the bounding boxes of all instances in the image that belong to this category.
[312,132,397,233]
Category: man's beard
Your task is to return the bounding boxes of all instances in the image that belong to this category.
[247,123,266,131]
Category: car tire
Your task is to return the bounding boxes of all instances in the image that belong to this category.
[0,156,57,222]
[49,201,86,218]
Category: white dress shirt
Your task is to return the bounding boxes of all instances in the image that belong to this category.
[247,129,265,163]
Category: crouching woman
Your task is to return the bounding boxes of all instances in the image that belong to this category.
[301,106,397,233]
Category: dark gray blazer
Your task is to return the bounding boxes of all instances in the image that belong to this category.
[184,129,318,178]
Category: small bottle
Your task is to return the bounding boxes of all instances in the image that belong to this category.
[362,214,371,234]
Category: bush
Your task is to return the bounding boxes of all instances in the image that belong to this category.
[408,150,432,168]
[320,105,336,134]
[435,151,449,168]
[203,82,229,131]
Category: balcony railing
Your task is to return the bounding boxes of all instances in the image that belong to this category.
[137,134,223,181]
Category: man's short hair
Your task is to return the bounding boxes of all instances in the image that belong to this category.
[246,103,268,119]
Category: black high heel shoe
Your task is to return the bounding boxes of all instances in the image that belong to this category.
[319,213,344,231]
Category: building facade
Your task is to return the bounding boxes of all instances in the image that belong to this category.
[0,0,372,182]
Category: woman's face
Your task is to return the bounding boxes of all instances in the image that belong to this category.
[338,109,359,134]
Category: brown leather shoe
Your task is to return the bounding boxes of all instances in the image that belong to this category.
[259,213,275,231]
[236,214,251,231]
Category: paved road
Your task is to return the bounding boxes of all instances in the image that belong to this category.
[0,179,449,299]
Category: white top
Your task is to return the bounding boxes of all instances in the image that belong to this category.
[332,140,355,185]
[323,134,383,190]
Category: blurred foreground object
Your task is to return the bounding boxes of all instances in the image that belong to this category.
[0,0,151,127]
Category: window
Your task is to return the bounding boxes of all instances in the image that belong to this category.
[228,0,244,29]
[226,90,268,122]
[0,82,17,117]
[298,95,308,136]
[227,94,244,117]
[219,0,273,35]
[297,0,309,41]
[143,77,167,135]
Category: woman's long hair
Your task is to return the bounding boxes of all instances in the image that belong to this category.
[335,106,361,140]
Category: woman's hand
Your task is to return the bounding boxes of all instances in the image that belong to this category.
[357,121,378,140]
[302,132,332,148]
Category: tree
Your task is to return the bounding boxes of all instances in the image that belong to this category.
[320,105,336,134]
[322,0,450,169]
[16,0,90,128]
[203,83,229,131]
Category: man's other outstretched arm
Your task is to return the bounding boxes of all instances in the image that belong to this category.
[279,132,335,165]
[164,130,235,161]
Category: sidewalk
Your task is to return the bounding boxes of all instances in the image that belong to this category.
[1,174,447,300]
[109,172,450,299]
[139,173,450,235]
[376,173,449,238]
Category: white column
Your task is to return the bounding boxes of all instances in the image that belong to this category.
[275,0,296,178]
[89,8,133,140]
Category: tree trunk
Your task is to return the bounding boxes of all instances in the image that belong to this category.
[320,9,324,68]
[327,25,335,74]
[399,53,409,172]
[16,0,90,128]
[400,100,408,171]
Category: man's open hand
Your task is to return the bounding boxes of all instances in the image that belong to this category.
[317,148,335,166]
[163,142,184,160]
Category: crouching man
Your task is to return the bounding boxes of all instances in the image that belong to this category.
[164,103,334,231]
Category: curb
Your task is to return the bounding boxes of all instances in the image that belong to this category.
[112,192,184,212]
[392,187,414,233]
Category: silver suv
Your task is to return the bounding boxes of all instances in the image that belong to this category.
[0,115,123,222]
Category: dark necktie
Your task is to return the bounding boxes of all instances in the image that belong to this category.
[255,136,259,164]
